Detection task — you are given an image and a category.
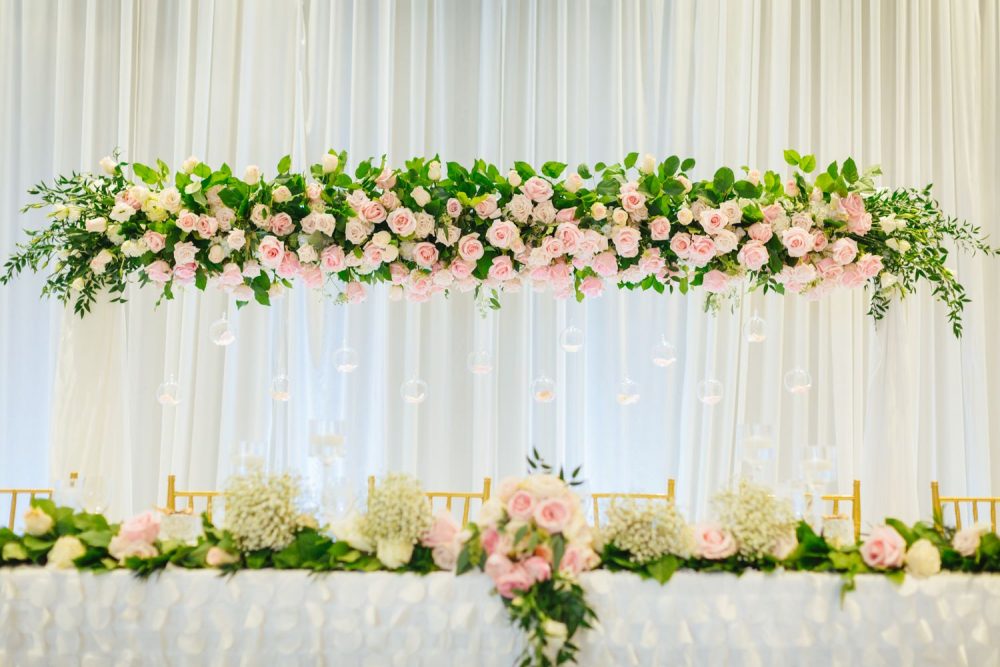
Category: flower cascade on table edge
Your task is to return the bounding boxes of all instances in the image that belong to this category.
[3,469,1000,667]
[2,150,996,336]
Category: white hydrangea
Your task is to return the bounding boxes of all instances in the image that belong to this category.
[362,473,432,548]
[712,479,796,560]
[225,470,305,551]
[602,499,694,563]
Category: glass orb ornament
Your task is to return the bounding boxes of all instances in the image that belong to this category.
[697,379,724,406]
[744,312,766,343]
[531,376,556,403]
[559,326,584,353]
[270,374,291,402]
[209,313,236,346]
[156,376,180,406]
[616,377,641,406]
[784,368,813,395]
[400,378,428,404]
[467,349,494,375]
[334,346,359,373]
[650,338,677,368]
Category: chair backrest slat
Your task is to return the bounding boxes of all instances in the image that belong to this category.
[591,479,676,526]
[1,473,77,530]
[820,479,862,541]
[165,474,223,522]
[932,481,999,532]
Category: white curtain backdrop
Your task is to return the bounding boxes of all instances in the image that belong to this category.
[1,0,998,523]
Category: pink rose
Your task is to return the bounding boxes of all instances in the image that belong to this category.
[446,198,463,218]
[474,195,499,218]
[458,234,485,262]
[173,241,197,265]
[612,226,641,258]
[321,245,345,273]
[699,209,728,234]
[485,552,513,581]
[762,203,784,223]
[495,565,533,599]
[541,236,565,259]
[620,189,646,213]
[670,232,692,258]
[812,231,829,252]
[507,490,537,521]
[449,258,474,280]
[481,528,502,556]
[839,264,867,288]
[270,212,294,236]
[693,522,737,560]
[422,511,460,548]
[815,257,843,280]
[649,216,671,241]
[638,250,665,276]
[488,255,515,281]
[555,207,576,223]
[686,236,716,267]
[486,220,518,249]
[277,251,301,279]
[558,545,593,575]
[860,525,906,569]
[580,276,604,298]
[119,510,160,543]
[412,242,439,268]
[257,236,285,268]
[857,253,884,278]
[712,229,738,255]
[375,167,397,190]
[533,497,571,534]
[345,281,367,303]
[702,269,730,293]
[218,263,244,287]
[785,179,800,197]
[173,262,197,285]
[176,210,198,233]
[829,238,858,265]
[143,231,165,254]
[206,547,239,567]
[196,215,218,239]
[300,265,323,288]
[840,192,866,219]
[523,555,552,583]
[781,227,814,258]
[591,251,619,277]
[306,182,322,200]
[737,240,769,271]
[386,208,418,237]
[145,260,173,283]
[362,200,388,224]
[747,222,773,243]
[847,212,872,236]
[555,223,583,254]
[522,176,553,202]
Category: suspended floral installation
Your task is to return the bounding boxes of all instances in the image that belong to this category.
[2,149,994,335]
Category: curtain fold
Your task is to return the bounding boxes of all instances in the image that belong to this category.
[1,0,998,523]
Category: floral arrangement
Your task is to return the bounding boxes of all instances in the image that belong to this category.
[3,150,995,335]
[457,454,599,666]
[224,470,314,552]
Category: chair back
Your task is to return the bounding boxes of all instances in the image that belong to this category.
[166,474,223,521]
[367,475,492,525]
[1,472,78,530]
[591,479,676,526]
[931,481,998,531]
[821,479,862,540]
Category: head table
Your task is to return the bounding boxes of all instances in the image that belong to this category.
[1,568,998,666]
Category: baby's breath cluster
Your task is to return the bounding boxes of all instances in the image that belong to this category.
[225,470,305,551]
[602,499,694,563]
[363,473,432,546]
[712,479,796,560]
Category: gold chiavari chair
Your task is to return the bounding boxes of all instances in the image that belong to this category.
[591,479,676,527]
[2,472,79,530]
[367,475,492,525]
[931,481,999,532]
[165,474,223,521]
[822,480,862,541]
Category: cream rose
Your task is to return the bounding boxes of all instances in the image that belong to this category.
[904,539,942,578]
[46,536,85,569]
[23,507,54,536]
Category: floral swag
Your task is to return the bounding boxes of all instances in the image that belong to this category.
[2,150,995,336]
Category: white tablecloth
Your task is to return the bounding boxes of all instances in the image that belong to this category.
[2,569,999,666]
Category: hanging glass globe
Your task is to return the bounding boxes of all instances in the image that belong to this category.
[271,374,291,402]
[334,346,359,373]
[784,368,813,395]
[616,377,640,405]
[467,349,494,375]
[650,338,677,368]
[156,376,180,406]
[531,376,556,403]
[697,379,724,406]
[559,326,584,353]
[209,313,236,346]
[400,378,428,404]
[744,312,766,343]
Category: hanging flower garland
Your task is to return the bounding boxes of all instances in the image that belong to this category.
[2,149,994,335]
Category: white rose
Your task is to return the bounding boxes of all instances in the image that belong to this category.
[269,283,286,299]
[376,539,415,569]
[121,239,147,257]
[507,170,522,187]
[677,175,692,193]
[638,153,656,175]
[99,156,117,175]
[904,538,942,578]
[226,229,246,250]
[85,217,107,233]
[208,245,225,263]
[677,207,693,225]
[66,205,81,222]
[411,186,431,207]
[428,161,442,181]
[90,249,114,274]
[46,536,86,569]
[431,543,459,570]
[181,156,200,174]
[106,224,125,245]
[611,208,628,225]
[70,277,86,291]
[415,212,435,239]
[297,244,318,264]
[330,513,373,552]
[244,165,261,185]
[159,513,203,545]
[242,261,261,278]
[372,231,392,248]
[952,525,990,558]
[542,619,568,642]
[272,186,292,203]
[109,202,135,222]
[23,507,54,536]
[2,542,28,561]
[158,188,182,213]
[382,245,399,262]
[522,474,568,500]
[880,273,899,288]
[321,153,339,174]
[591,202,607,220]
[108,534,159,563]
[388,285,404,301]
[564,173,584,193]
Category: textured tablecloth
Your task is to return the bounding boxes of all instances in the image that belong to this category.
[2,569,999,666]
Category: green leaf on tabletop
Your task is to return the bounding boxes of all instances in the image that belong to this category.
[22,535,54,553]
[885,569,906,586]
[541,161,567,179]
[842,157,859,183]
[245,550,269,569]
[646,555,680,584]
[623,152,639,169]
[800,154,817,173]
[713,167,735,195]
[77,529,112,548]
[885,518,916,546]
[277,154,292,174]
[132,162,160,185]
[30,498,58,518]
[2,541,28,562]
[783,149,801,166]
[979,532,1000,558]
